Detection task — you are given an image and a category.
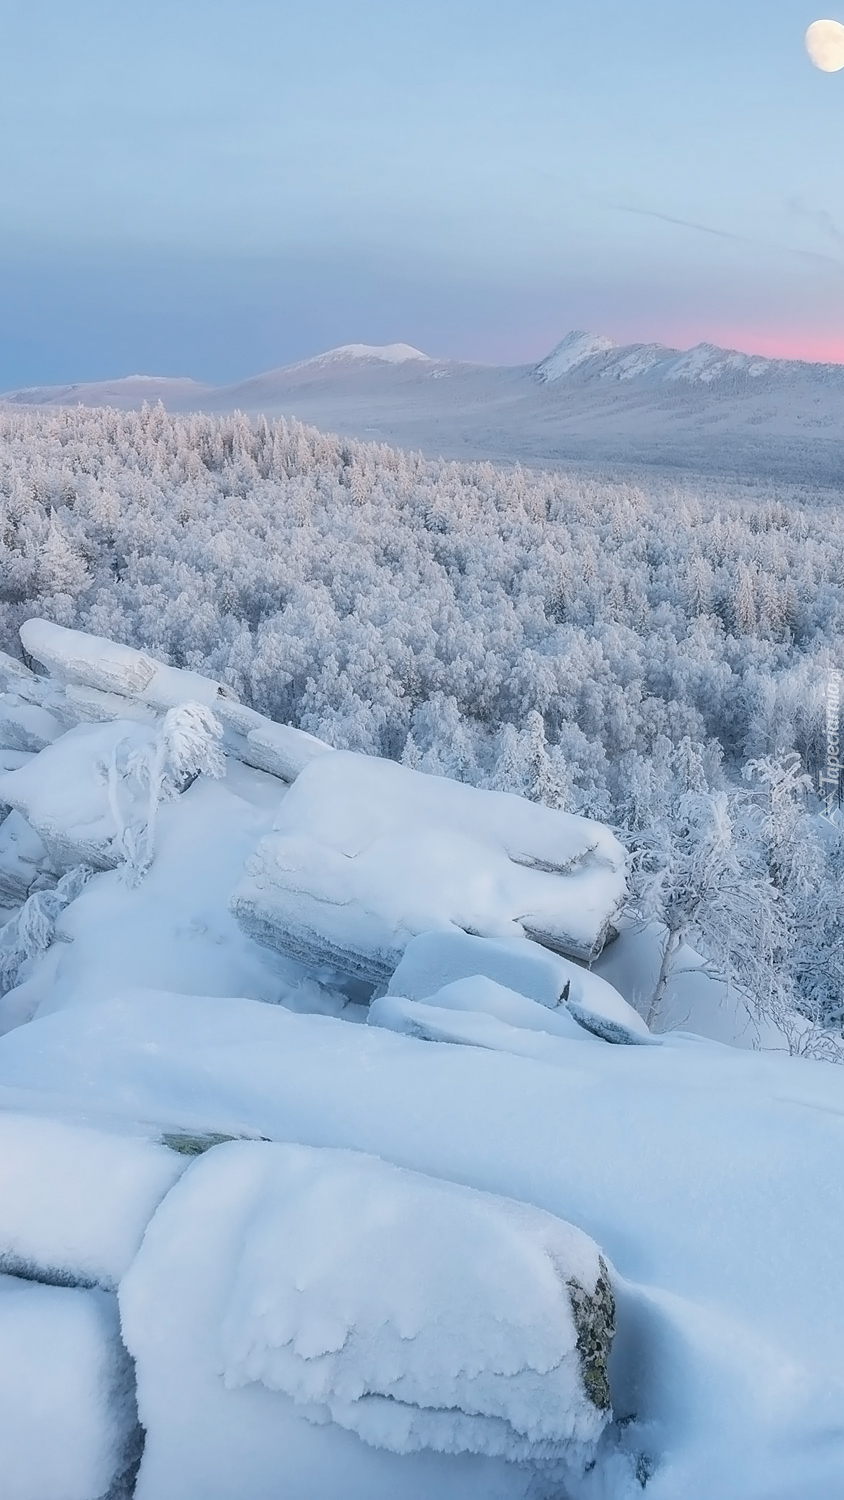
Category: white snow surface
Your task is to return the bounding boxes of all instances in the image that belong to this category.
[1,623,844,1498]
[0,1273,137,1500]
[0,1111,184,1288]
[387,930,651,1041]
[20,618,235,710]
[232,749,626,978]
[122,1141,608,1470]
[535,331,619,380]
[0,719,157,870]
[1,990,843,1498]
[0,771,293,1033]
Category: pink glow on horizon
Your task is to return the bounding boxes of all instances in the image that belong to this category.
[704,329,844,365]
[632,324,844,366]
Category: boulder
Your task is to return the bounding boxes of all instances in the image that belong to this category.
[231,751,626,983]
[119,1140,614,1498]
[388,931,652,1044]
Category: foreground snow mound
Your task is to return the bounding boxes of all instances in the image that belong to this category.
[387,930,652,1044]
[119,1139,612,1496]
[5,990,844,1497]
[0,1113,184,1289]
[0,1273,139,1500]
[218,1144,613,1458]
[232,751,626,981]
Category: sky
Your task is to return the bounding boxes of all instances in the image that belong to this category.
[1,0,843,385]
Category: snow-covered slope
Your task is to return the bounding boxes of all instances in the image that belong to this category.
[0,620,843,1499]
[1,375,213,410]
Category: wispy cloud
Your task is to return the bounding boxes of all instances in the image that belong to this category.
[613,202,844,269]
[784,196,844,256]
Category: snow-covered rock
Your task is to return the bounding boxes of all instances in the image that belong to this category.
[0,721,155,871]
[386,930,651,1044]
[0,699,64,755]
[120,1139,612,1496]
[0,812,49,908]
[13,620,331,783]
[19,618,235,711]
[386,973,594,1041]
[0,1112,184,1289]
[231,750,626,982]
[214,697,330,782]
[368,992,600,1056]
[0,1273,140,1500]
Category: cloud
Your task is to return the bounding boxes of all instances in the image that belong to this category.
[783,196,844,256]
[613,202,844,270]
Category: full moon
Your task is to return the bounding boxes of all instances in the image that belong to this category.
[806,18,844,71]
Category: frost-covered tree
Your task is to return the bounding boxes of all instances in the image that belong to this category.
[107,703,225,884]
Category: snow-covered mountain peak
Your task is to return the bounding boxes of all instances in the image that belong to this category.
[535,332,618,382]
[299,342,433,368]
[532,331,844,390]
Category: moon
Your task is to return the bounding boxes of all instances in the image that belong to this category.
[806,18,844,71]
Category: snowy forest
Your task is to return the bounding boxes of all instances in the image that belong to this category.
[1,402,843,1044]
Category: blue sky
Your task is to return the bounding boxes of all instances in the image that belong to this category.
[1,0,842,383]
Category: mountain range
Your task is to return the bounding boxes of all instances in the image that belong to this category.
[4,331,843,483]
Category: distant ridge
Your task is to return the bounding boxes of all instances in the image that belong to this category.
[3,333,843,485]
[534,330,844,387]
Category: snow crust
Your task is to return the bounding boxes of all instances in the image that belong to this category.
[232,749,626,979]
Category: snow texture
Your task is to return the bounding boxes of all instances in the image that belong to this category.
[0,1273,139,1500]
[0,1112,184,1288]
[231,749,626,980]
[121,1141,611,1472]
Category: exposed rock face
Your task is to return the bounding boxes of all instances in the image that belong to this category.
[568,1257,616,1414]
